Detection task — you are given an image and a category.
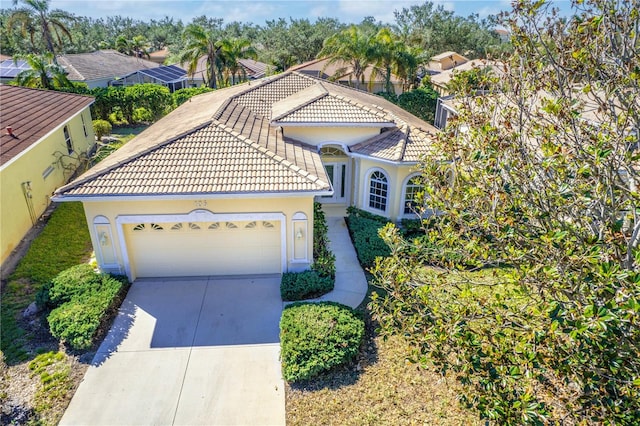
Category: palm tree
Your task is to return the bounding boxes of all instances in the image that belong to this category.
[369,28,400,94]
[179,24,222,89]
[393,46,427,92]
[13,53,72,89]
[318,26,375,91]
[219,38,257,85]
[8,0,74,60]
[115,35,150,58]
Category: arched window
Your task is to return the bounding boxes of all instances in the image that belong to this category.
[403,176,424,215]
[368,170,388,212]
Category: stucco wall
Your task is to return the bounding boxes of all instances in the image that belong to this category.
[80,196,315,280]
[354,158,420,221]
[0,108,95,264]
[283,126,381,146]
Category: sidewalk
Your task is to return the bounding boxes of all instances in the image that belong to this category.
[305,206,368,309]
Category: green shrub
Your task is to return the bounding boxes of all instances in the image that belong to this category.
[396,87,439,124]
[281,270,334,301]
[45,264,102,307]
[132,107,153,123]
[312,202,335,278]
[346,208,391,268]
[280,302,365,382]
[45,265,128,350]
[48,295,109,350]
[92,119,112,141]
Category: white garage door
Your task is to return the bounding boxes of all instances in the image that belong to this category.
[125,220,282,277]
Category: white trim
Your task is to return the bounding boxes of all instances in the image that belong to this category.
[0,106,93,171]
[349,151,420,166]
[400,173,425,219]
[292,211,309,262]
[92,216,120,272]
[53,190,331,203]
[273,122,395,128]
[114,209,287,281]
[317,141,352,154]
[362,167,390,215]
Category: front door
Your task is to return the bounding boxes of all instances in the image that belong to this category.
[321,162,348,204]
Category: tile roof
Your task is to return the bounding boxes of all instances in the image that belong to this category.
[56,71,440,198]
[288,57,402,85]
[0,85,94,166]
[350,126,438,163]
[57,50,159,82]
[60,123,328,196]
[237,59,269,79]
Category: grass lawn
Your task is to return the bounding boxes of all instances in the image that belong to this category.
[286,315,479,425]
[110,124,149,138]
[1,202,93,425]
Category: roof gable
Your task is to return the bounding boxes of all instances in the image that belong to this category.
[0,85,94,166]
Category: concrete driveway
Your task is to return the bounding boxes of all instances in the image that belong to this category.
[60,276,285,426]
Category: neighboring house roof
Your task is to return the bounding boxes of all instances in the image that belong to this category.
[57,50,159,82]
[429,58,496,89]
[288,57,402,86]
[237,59,269,79]
[148,47,169,64]
[56,72,437,198]
[431,51,468,62]
[0,85,94,166]
[118,64,187,84]
[0,59,31,79]
[0,54,11,62]
[179,56,269,81]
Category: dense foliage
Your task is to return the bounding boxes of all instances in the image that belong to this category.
[370,0,640,423]
[280,302,364,382]
[311,202,336,278]
[280,271,334,302]
[92,119,111,140]
[42,264,128,350]
[345,207,391,268]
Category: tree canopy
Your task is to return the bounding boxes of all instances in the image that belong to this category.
[371,0,640,423]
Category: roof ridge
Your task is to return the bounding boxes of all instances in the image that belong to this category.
[212,119,326,187]
[56,121,214,195]
[270,83,329,122]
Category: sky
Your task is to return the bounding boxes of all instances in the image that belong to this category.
[47,0,574,26]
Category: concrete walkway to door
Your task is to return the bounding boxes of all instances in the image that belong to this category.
[306,205,369,308]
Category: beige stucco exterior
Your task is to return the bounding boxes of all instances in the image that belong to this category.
[283,126,382,146]
[0,109,95,264]
[81,196,314,281]
[353,158,420,220]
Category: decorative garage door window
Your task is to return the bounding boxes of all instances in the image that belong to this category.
[158,221,278,231]
[132,223,164,231]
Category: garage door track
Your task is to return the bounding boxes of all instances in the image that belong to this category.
[60,276,285,425]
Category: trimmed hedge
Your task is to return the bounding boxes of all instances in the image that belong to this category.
[281,270,334,301]
[280,302,365,382]
[346,207,391,268]
[42,264,129,350]
[282,203,335,301]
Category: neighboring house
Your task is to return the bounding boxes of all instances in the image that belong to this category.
[428,51,470,72]
[110,64,187,92]
[0,85,95,265]
[148,47,170,65]
[57,50,159,88]
[289,57,404,95]
[180,56,269,87]
[53,72,438,281]
[428,58,496,96]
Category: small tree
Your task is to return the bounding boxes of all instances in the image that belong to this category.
[92,119,111,141]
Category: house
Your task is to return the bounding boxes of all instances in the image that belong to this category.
[0,85,95,265]
[110,64,188,92]
[148,47,170,65]
[428,51,470,72]
[53,72,437,281]
[57,50,159,88]
[289,57,404,95]
[180,56,270,87]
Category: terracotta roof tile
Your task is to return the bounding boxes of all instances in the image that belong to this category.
[350,126,438,162]
[62,124,328,196]
[57,50,159,82]
[274,93,393,124]
[0,85,94,166]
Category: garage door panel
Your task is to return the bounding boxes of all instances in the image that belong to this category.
[126,220,281,277]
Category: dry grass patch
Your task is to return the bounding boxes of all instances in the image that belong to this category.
[286,331,480,425]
